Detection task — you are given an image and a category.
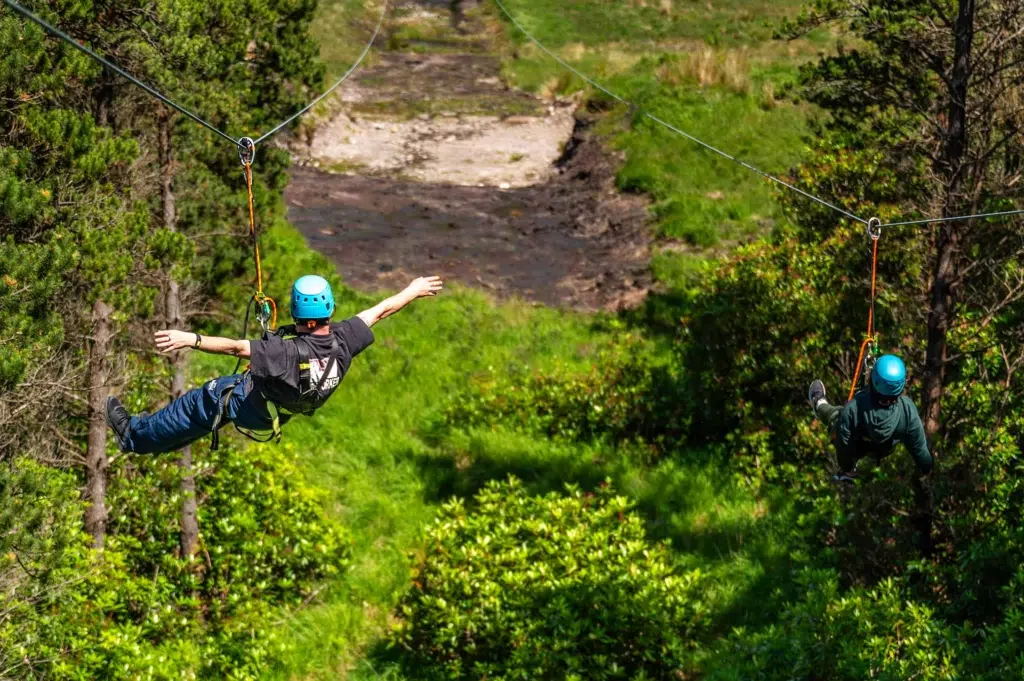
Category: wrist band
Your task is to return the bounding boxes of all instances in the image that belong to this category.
[193,333,202,349]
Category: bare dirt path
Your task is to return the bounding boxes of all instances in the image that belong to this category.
[285,0,652,311]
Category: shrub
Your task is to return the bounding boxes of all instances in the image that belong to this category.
[0,441,351,681]
[392,477,705,680]
[442,336,686,455]
[704,569,961,681]
[108,440,352,612]
[0,458,91,678]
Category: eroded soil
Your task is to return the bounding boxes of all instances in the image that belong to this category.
[286,0,653,311]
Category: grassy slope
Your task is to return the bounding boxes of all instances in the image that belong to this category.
[197,220,617,679]
[199,1,827,678]
[487,0,832,286]
[212,220,794,680]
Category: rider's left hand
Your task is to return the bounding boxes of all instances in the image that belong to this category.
[154,330,196,354]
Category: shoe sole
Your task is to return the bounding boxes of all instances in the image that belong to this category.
[104,396,130,453]
[808,381,826,408]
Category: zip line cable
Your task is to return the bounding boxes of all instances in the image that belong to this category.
[879,208,1024,228]
[254,0,388,145]
[489,0,1024,395]
[2,0,384,340]
[1,0,239,145]
[1,0,386,149]
[8,0,1021,231]
[492,0,1024,231]
[490,0,869,226]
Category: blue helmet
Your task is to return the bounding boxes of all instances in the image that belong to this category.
[871,354,906,397]
[290,275,335,321]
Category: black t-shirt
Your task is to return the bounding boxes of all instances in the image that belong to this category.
[249,316,374,408]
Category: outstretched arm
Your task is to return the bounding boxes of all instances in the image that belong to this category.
[154,330,251,358]
[357,276,444,328]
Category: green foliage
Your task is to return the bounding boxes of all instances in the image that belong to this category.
[0,459,92,677]
[604,65,809,245]
[0,3,155,388]
[442,335,685,453]
[491,0,807,49]
[1,442,350,681]
[705,569,962,681]
[107,440,352,614]
[392,478,705,680]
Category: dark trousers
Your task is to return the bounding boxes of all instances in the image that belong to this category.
[814,400,857,472]
[126,374,275,454]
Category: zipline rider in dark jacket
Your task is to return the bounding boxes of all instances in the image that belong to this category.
[105,274,443,454]
[807,355,933,483]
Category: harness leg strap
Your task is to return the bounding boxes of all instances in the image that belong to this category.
[209,379,240,451]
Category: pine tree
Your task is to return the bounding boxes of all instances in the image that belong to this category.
[783,0,1024,551]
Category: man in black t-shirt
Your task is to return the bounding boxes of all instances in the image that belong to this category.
[104,274,443,455]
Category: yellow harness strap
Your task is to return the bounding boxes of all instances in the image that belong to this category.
[265,401,283,443]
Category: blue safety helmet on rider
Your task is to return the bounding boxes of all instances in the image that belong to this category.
[871,355,906,397]
[291,275,335,321]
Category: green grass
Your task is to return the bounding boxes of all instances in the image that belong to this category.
[386,10,490,54]
[603,71,810,245]
[195,219,616,680]
[192,218,799,680]
[489,0,808,48]
[312,0,385,82]
[213,1,834,677]
[486,0,832,251]
[348,94,545,120]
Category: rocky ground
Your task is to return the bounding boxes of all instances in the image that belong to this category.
[285,0,653,311]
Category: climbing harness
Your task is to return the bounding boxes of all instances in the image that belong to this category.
[259,331,342,440]
[211,326,341,450]
[847,218,882,402]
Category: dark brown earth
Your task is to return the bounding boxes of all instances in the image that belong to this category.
[286,122,651,311]
[285,0,653,311]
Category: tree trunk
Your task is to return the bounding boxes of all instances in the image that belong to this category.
[922,0,975,443]
[170,281,199,559]
[85,299,113,551]
[917,0,976,556]
[159,112,199,559]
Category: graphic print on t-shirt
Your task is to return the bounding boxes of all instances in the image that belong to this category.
[309,356,341,393]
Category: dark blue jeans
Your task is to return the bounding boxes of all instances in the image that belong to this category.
[127,374,276,454]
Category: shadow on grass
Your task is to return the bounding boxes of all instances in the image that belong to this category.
[620,288,695,341]
[401,428,803,634]
[354,435,804,681]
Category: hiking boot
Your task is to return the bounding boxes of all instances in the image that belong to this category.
[808,379,827,412]
[105,396,132,453]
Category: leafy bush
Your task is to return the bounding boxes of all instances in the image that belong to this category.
[705,568,961,681]
[108,440,351,611]
[442,336,686,456]
[1,441,351,681]
[0,458,92,678]
[392,477,705,680]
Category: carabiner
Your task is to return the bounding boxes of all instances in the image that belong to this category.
[256,299,272,326]
[866,217,882,241]
[237,137,256,167]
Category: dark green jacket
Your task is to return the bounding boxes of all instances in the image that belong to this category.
[837,391,933,474]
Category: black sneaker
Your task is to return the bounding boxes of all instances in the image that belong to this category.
[808,379,827,412]
[105,396,132,453]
